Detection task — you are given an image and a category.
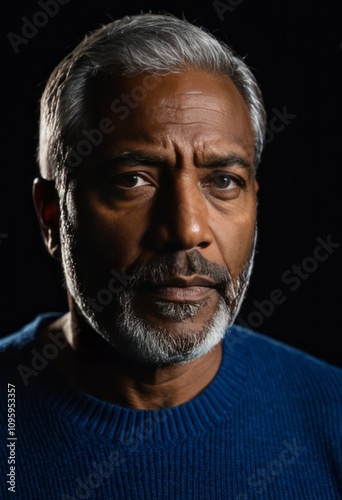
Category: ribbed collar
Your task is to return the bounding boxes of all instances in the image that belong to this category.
[28,313,251,444]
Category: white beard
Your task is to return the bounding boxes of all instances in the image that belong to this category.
[59,189,257,366]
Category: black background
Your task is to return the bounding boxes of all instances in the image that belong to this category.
[1,0,341,367]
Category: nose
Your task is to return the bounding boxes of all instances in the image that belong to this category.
[146,174,213,251]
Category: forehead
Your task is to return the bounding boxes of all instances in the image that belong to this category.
[87,70,255,164]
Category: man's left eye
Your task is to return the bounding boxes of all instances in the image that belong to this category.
[209,173,238,189]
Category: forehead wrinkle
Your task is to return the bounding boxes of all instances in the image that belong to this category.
[156,94,229,114]
[154,107,237,127]
[153,122,253,161]
[134,133,252,170]
[153,94,249,129]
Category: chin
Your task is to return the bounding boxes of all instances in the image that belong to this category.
[91,297,232,367]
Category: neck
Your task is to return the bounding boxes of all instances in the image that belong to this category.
[42,309,223,410]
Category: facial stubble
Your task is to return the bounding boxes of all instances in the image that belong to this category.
[59,197,257,366]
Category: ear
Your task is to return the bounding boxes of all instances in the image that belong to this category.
[32,177,61,261]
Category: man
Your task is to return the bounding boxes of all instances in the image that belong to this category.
[1,12,341,500]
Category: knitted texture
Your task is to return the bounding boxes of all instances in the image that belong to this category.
[1,312,341,499]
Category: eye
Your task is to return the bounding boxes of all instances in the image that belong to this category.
[209,172,242,190]
[111,174,151,189]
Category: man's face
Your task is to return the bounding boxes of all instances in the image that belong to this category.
[59,70,258,365]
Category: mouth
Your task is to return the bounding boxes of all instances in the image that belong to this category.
[138,275,218,302]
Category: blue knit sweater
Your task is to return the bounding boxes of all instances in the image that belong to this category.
[1,312,341,499]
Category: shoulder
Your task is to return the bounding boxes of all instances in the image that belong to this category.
[227,324,342,399]
[228,323,342,370]
[0,312,65,398]
[0,312,64,374]
[0,312,63,352]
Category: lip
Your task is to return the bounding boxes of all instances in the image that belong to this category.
[139,275,217,302]
[142,275,217,288]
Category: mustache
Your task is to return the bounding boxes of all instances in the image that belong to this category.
[124,250,234,298]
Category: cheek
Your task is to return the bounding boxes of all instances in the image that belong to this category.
[214,210,257,276]
[72,191,150,271]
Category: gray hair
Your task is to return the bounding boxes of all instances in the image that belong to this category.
[38,12,267,182]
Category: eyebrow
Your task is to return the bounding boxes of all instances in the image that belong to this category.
[99,151,252,172]
[200,153,252,170]
[99,152,169,171]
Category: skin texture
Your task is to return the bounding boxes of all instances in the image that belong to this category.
[33,70,258,409]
